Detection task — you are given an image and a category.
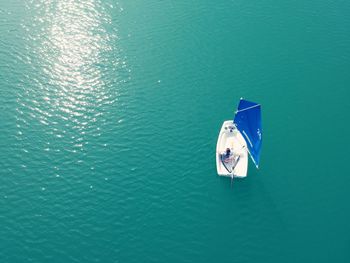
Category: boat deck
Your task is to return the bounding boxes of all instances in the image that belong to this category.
[216,121,248,177]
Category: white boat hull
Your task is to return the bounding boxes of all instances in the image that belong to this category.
[216,120,248,178]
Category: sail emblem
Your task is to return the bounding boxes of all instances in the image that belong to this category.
[257,129,262,140]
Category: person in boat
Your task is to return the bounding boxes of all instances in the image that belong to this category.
[225,148,231,158]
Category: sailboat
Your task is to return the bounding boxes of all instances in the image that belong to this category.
[216,99,262,178]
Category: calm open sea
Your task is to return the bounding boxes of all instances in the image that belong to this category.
[1,0,349,262]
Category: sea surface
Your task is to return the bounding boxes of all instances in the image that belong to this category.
[0,0,349,262]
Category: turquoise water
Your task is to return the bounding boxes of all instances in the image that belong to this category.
[1,0,350,262]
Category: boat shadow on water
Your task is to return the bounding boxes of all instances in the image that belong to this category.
[218,170,286,229]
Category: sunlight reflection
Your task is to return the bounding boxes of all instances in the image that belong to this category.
[36,0,114,147]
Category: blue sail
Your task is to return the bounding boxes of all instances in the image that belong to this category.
[233,99,262,168]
